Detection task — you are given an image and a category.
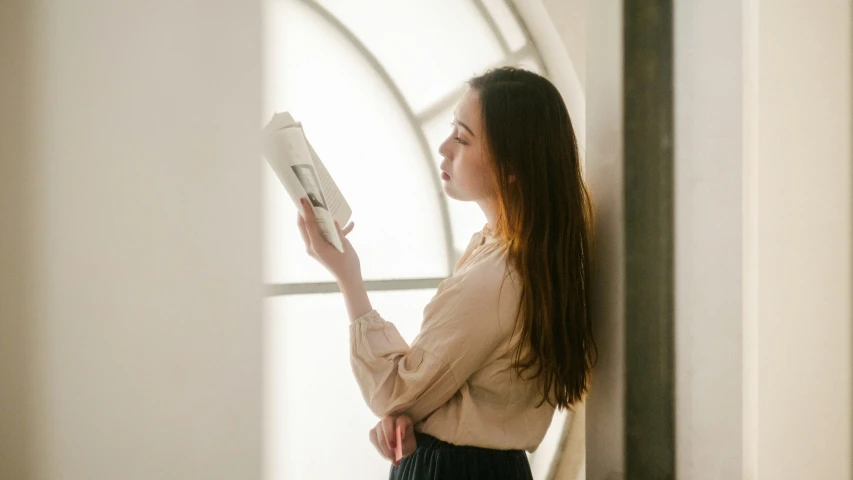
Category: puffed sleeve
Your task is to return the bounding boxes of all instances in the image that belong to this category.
[349,266,518,422]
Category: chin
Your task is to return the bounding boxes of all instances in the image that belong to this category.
[442,183,463,200]
[442,181,481,202]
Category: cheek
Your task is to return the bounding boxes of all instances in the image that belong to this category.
[456,151,495,197]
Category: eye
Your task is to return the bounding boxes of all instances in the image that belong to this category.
[449,122,468,145]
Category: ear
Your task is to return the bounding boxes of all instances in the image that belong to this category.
[508,174,516,184]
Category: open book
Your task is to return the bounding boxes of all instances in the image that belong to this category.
[262,112,352,253]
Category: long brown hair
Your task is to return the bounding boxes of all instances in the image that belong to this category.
[468,67,596,409]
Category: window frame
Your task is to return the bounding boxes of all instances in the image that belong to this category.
[266,0,547,296]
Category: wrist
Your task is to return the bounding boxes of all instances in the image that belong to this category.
[336,271,364,290]
[337,275,373,322]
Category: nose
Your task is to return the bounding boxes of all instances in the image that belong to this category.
[438,134,453,160]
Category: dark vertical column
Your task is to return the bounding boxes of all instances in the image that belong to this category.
[0,0,34,478]
[623,1,675,478]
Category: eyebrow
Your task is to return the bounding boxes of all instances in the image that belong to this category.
[455,120,476,138]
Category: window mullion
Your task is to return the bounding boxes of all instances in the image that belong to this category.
[265,277,445,296]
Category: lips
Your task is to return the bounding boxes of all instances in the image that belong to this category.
[439,161,450,180]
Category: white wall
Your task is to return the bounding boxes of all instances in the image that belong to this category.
[540,0,586,89]
[583,0,626,478]
[0,1,263,479]
[742,0,760,477]
[674,0,747,478]
[756,1,852,478]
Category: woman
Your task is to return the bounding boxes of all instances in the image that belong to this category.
[297,67,596,479]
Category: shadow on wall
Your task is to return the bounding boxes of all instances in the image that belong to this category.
[0,0,36,477]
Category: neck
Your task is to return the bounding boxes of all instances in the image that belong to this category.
[477,198,499,230]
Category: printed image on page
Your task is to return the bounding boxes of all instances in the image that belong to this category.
[305,141,352,228]
[291,164,329,210]
[291,163,345,251]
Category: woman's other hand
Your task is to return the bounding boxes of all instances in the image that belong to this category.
[368,414,417,466]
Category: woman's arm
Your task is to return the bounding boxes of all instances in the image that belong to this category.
[298,197,513,421]
[338,275,373,322]
[349,270,514,422]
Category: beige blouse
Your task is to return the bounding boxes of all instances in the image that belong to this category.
[349,225,556,453]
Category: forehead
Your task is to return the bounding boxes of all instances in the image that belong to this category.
[453,88,481,128]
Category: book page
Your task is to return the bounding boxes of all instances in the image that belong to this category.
[305,140,352,227]
[264,127,315,202]
[262,113,347,252]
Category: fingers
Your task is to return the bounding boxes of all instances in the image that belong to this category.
[369,426,389,461]
[396,414,413,441]
[300,197,316,222]
[396,415,417,458]
[296,214,311,254]
[379,415,399,466]
[380,415,397,451]
[396,414,413,432]
[333,221,355,253]
[337,221,354,251]
[299,198,323,246]
[333,221,355,249]
[374,421,395,461]
[371,415,417,466]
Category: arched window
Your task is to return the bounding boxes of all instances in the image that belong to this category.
[263,1,557,478]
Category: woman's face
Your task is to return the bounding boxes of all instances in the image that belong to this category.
[438,88,497,203]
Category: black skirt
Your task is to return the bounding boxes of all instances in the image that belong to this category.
[388,432,534,480]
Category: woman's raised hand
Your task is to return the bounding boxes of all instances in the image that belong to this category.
[296,198,359,282]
